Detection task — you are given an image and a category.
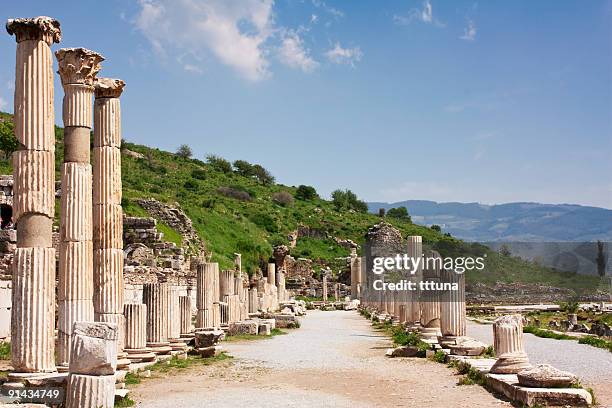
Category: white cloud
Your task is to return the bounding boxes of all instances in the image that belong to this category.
[278,31,318,73]
[460,20,476,41]
[0,97,7,111]
[6,81,14,91]
[379,181,455,203]
[325,43,363,66]
[310,14,318,24]
[134,0,275,81]
[311,0,344,18]
[393,0,444,27]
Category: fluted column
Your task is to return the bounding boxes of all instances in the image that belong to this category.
[93,78,126,360]
[56,47,104,368]
[490,314,532,374]
[167,286,187,350]
[406,236,422,324]
[420,250,442,341]
[248,288,258,313]
[179,296,192,335]
[350,252,361,300]
[66,374,114,408]
[219,270,234,297]
[123,303,154,363]
[439,268,466,344]
[143,283,171,354]
[7,16,61,374]
[196,262,219,328]
[322,274,328,301]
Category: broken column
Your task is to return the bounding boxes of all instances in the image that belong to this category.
[56,47,104,368]
[490,314,532,374]
[168,286,187,351]
[179,296,193,338]
[438,268,466,346]
[350,250,362,300]
[65,322,117,408]
[196,262,219,328]
[93,77,128,369]
[143,283,171,354]
[123,303,155,363]
[234,253,241,273]
[248,288,258,313]
[420,250,442,342]
[7,16,61,375]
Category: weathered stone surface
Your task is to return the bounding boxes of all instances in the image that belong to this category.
[490,314,532,374]
[194,329,224,348]
[143,283,170,346]
[517,364,578,388]
[94,77,125,99]
[449,339,487,356]
[124,303,147,350]
[179,296,192,335]
[12,150,55,220]
[258,323,271,336]
[56,48,104,87]
[385,346,420,358]
[228,321,258,336]
[69,322,118,375]
[65,373,114,408]
[6,16,61,44]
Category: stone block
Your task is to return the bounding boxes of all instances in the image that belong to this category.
[69,322,118,375]
[194,329,224,348]
[228,321,258,336]
[517,364,578,388]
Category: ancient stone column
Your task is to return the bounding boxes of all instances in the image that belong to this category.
[179,296,192,336]
[143,283,171,354]
[123,303,155,363]
[490,314,532,374]
[267,263,276,286]
[219,270,234,297]
[420,250,442,342]
[278,271,286,303]
[439,268,466,345]
[248,288,258,313]
[234,253,241,273]
[65,322,117,408]
[322,274,328,301]
[56,47,104,368]
[167,286,187,351]
[92,77,127,369]
[196,262,219,328]
[406,236,422,325]
[350,252,361,300]
[7,16,61,375]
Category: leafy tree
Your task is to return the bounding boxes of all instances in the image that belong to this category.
[252,164,275,185]
[0,121,17,159]
[233,160,255,177]
[295,185,318,201]
[331,189,368,213]
[206,155,232,173]
[378,208,385,217]
[596,240,606,277]
[176,144,192,159]
[430,224,441,232]
[386,206,411,222]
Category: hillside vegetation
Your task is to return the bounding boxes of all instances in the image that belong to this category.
[0,111,604,293]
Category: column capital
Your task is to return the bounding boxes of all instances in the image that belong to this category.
[94,78,125,98]
[6,16,61,44]
[56,47,104,87]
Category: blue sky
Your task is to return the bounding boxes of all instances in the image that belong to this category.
[1,1,611,208]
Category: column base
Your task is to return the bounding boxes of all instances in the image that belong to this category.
[146,342,172,355]
[117,351,131,370]
[124,348,156,363]
[490,353,532,374]
[169,338,189,352]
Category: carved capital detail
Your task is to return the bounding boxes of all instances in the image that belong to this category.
[94,78,126,99]
[6,16,61,44]
[56,47,104,86]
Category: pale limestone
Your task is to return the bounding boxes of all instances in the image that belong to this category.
[68,322,117,375]
[65,373,114,408]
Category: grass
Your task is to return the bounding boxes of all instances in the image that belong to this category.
[114,396,136,407]
[430,350,447,363]
[0,342,10,360]
[578,335,612,352]
[224,328,288,342]
[455,363,487,386]
[524,326,612,354]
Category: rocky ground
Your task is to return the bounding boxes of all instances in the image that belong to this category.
[467,321,612,407]
[134,310,510,407]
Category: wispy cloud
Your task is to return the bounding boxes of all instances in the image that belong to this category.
[311,0,344,18]
[325,43,363,66]
[133,0,275,81]
[0,96,7,111]
[393,0,445,28]
[460,19,477,41]
[278,31,319,73]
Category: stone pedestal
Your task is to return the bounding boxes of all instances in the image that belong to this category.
[7,16,61,375]
[490,314,532,374]
[143,283,171,355]
[123,303,155,362]
[56,47,104,368]
[438,268,466,346]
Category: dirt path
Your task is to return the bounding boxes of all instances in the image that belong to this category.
[134,310,511,408]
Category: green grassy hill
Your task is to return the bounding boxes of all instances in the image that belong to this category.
[0,111,604,293]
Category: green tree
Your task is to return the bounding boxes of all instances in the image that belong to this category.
[233,159,255,177]
[252,164,275,185]
[295,185,318,201]
[331,189,368,213]
[596,240,606,277]
[206,155,232,173]
[386,206,411,222]
[0,121,18,159]
[430,224,441,232]
[176,144,192,159]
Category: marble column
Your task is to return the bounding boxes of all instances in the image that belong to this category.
[219,270,234,297]
[248,288,258,313]
[123,303,155,363]
[7,16,61,375]
[167,286,187,351]
[322,274,328,301]
[420,250,442,342]
[179,296,192,336]
[56,47,104,368]
[196,262,219,328]
[92,77,128,368]
[234,253,241,273]
[406,236,422,325]
[350,251,361,300]
[267,263,276,286]
[143,283,171,354]
[438,268,466,345]
[490,314,532,374]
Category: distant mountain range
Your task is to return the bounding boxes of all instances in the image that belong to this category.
[368,200,612,242]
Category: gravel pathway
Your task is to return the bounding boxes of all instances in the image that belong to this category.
[134,311,511,408]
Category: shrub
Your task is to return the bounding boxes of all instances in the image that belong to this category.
[184,179,199,191]
[331,189,368,213]
[206,155,232,173]
[176,144,192,159]
[272,191,294,206]
[216,186,252,201]
[295,185,318,201]
[249,213,278,233]
[430,224,441,232]
[387,206,411,222]
[191,168,206,180]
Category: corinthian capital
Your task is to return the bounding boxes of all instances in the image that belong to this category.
[56,47,104,86]
[94,78,126,98]
[6,16,61,44]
